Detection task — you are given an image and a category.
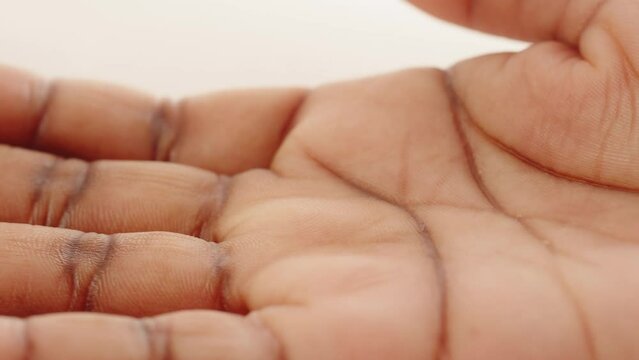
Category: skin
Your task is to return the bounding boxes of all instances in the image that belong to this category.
[0,0,638,358]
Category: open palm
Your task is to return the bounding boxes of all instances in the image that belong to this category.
[1,0,638,359]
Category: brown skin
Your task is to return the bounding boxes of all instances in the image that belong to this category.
[0,0,638,358]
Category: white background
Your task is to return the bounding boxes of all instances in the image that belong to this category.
[0,0,525,97]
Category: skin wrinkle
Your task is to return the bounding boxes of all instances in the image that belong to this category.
[299,145,449,360]
[139,317,173,360]
[396,128,448,359]
[217,245,250,314]
[442,68,588,267]
[26,157,93,228]
[443,69,598,360]
[441,71,500,209]
[60,232,86,311]
[443,71,618,264]
[455,83,639,193]
[28,156,59,225]
[205,242,235,313]
[83,234,116,312]
[191,174,232,242]
[408,212,449,360]
[56,160,93,228]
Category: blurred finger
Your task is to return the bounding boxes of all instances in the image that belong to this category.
[409,0,608,44]
[0,65,307,174]
[0,311,278,360]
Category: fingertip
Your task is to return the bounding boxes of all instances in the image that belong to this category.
[0,65,47,146]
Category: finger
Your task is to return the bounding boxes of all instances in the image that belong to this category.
[443,0,639,189]
[409,0,608,44]
[0,223,235,316]
[0,145,230,240]
[0,65,307,174]
[0,311,278,360]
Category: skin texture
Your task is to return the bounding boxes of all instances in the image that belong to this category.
[0,0,638,358]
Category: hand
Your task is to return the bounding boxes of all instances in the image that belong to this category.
[1,0,638,359]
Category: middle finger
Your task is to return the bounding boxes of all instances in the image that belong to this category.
[0,145,229,241]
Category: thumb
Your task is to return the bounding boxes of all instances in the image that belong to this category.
[409,0,608,44]
[415,0,639,189]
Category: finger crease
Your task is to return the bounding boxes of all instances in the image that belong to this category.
[28,157,59,225]
[207,243,236,312]
[192,175,232,242]
[60,232,85,311]
[56,161,93,228]
[84,234,117,312]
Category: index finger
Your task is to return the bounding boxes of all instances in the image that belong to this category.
[0,65,307,175]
